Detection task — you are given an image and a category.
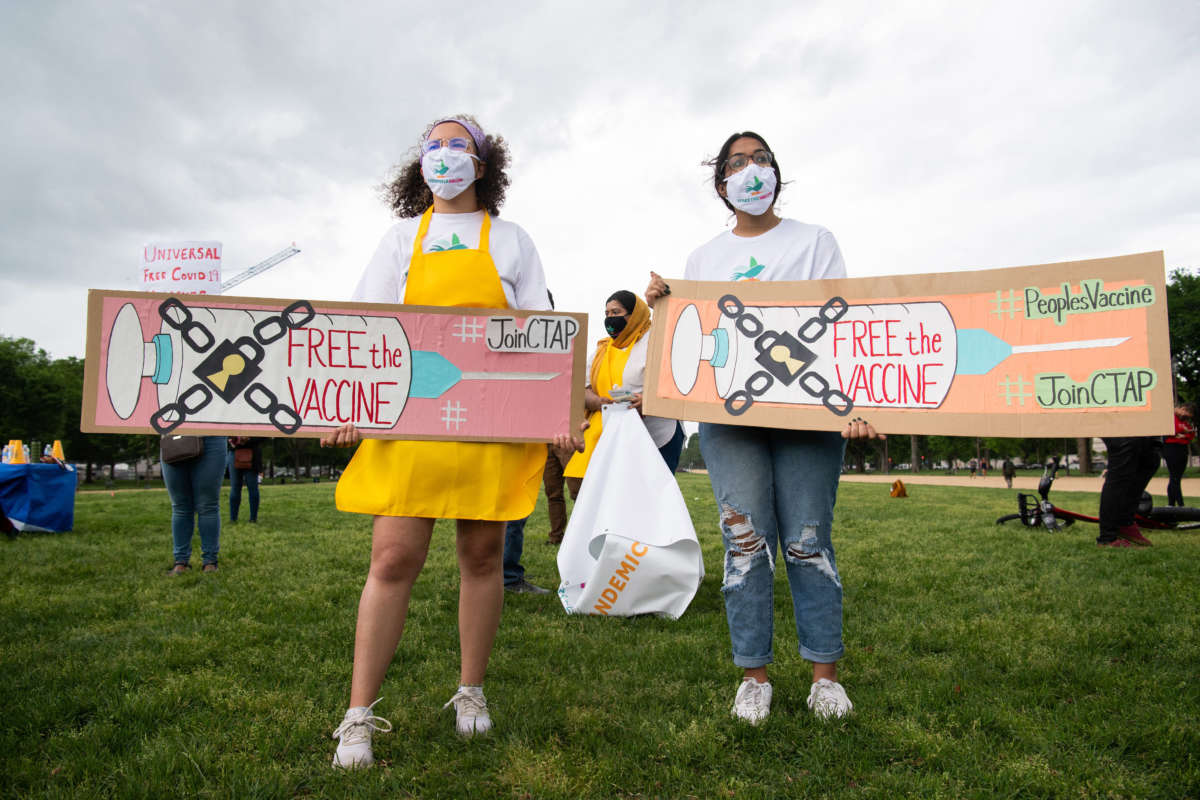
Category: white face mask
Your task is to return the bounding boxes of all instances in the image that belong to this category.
[724,163,777,216]
[421,149,479,199]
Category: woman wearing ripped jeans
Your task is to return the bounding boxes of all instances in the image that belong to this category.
[645,130,882,724]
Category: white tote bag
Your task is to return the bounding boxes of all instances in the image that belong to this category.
[557,403,704,619]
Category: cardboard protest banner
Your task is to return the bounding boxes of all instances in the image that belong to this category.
[644,252,1173,437]
[82,290,587,442]
[141,241,222,294]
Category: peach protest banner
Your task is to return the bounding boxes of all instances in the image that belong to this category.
[82,290,587,442]
[644,252,1172,437]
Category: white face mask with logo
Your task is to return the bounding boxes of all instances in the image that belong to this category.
[421,149,479,200]
[724,164,777,216]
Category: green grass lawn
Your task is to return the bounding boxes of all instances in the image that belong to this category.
[2,476,1198,799]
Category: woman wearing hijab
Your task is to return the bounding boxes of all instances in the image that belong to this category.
[564,290,684,483]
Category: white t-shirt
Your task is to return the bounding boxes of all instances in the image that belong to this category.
[589,334,679,448]
[684,218,846,283]
[352,210,551,310]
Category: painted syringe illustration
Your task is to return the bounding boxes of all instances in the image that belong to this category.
[105,299,559,433]
[669,297,1130,415]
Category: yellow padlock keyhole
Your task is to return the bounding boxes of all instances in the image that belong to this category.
[769,344,806,377]
[208,353,246,391]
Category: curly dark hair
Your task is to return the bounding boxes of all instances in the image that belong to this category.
[381,114,511,218]
[706,131,784,214]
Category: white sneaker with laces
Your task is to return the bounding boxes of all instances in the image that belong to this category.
[331,698,392,768]
[807,678,853,720]
[731,678,772,725]
[443,685,492,737]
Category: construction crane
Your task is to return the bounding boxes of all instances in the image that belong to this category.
[220,244,301,293]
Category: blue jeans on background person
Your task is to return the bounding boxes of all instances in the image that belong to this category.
[226,452,260,522]
[699,423,847,667]
[503,516,528,586]
[658,421,685,474]
[162,436,227,566]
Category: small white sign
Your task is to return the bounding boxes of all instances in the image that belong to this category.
[141,241,222,294]
[485,315,579,353]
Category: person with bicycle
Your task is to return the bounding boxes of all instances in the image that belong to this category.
[1097,436,1163,547]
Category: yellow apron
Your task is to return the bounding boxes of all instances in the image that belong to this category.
[335,209,544,520]
[563,335,637,478]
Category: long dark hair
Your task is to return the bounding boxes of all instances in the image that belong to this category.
[381,114,511,218]
[707,131,783,214]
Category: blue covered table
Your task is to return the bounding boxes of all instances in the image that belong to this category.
[0,462,76,532]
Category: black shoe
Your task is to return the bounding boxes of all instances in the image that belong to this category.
[505,579,552,595]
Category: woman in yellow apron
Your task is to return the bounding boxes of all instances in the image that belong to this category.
[564,290,684,485]
[323,116,552,768]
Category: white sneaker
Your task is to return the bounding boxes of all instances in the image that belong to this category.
[443,685,493,737]
[331,699,392,768]
[807,678,853,720]
[731,679,772,725]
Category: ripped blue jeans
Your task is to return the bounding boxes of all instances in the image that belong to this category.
[699,423,846,667]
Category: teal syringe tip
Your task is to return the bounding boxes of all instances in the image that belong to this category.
[956,329,1010,375]
[410,351,463,399]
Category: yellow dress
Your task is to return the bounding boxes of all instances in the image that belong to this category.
[563,335,637,478]
[335,209,544,520]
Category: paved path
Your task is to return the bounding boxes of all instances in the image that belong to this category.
[838,472,1200,497]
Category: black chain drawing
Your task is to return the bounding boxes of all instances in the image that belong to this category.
[151,298,316,434]
[717,294,854,417]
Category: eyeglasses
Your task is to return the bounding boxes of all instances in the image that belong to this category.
[724,149,773,173]
[423,137,472,154]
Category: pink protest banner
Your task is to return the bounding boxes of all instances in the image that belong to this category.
[644,252,1173,437]
[82,290,587,442]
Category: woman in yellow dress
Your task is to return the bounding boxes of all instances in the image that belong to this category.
[323,115,560,768]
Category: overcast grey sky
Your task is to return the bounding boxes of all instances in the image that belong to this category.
[3,0,1198,358]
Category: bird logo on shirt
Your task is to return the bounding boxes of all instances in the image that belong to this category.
[732,257,765,281]
[429,233,467,252]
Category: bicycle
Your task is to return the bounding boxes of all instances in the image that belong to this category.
[995,457,1200,532]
